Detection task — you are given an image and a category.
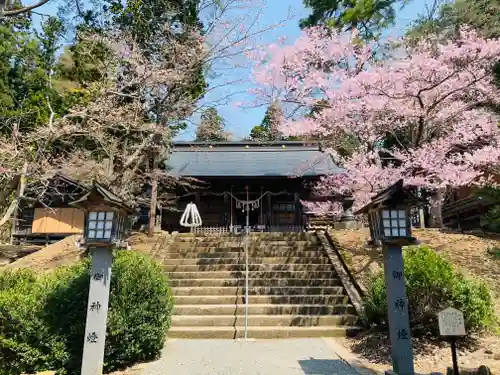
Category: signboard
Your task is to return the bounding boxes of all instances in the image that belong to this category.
[438,307,466,336]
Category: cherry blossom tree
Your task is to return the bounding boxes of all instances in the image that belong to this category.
[251,26,500,226]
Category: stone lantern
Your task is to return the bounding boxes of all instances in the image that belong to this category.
[71,182,133,248]
[70,182,133,375]
[355,179,424,375]
[357,179,419,247]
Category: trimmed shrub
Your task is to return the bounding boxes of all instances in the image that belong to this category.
[362,245,495,337]
[0,269,69,375]
[0,251,173,375]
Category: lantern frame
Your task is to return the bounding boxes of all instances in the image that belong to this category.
[71,182,133,248]
[355,179,423,246]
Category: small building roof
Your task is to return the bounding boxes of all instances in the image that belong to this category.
[354,179,424,215]
[166,141,342,177]
[71,181,134,214]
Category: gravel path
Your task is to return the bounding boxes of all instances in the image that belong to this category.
[143,338,364,375]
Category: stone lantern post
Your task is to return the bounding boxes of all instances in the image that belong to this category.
[71,182,133,375]
[355,179,423,375]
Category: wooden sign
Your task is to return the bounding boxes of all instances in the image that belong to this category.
[438,307,466,337]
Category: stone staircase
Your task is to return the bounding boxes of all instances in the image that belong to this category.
[156,232,360,338]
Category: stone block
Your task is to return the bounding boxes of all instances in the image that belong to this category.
[446,366,492,375]
[333,220,360,230]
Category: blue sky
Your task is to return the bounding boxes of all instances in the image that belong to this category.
[32,0,428,140]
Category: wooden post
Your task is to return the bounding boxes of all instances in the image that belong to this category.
[294,192,300,227]
[451,338,459,375]
[267,194,272,228]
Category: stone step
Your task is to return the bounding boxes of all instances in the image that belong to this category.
[166,251,241,259]
[171,314,359,327]
[168,244,320,251]
[174,294,349,305]
[175,233,317,241]
[163,256,332,266]
[173,303,356,316]
[165,250,326,258]
[164,263,333,272]
[169,278,343,287]
[167,325,360,339]
[167,270,337,280]
[172,286,345,296]
[171,240,316,247]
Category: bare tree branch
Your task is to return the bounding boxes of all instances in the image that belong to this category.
[1,0,52,17]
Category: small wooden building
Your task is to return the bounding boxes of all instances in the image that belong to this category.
[13,174,89,245]
[162,141,347,233]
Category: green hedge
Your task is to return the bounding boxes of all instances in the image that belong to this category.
[362,245,495,336]
[0,251,174,375]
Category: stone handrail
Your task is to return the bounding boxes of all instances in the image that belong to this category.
[316,230,364,317]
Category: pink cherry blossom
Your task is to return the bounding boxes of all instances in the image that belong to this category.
[251,26,500,213]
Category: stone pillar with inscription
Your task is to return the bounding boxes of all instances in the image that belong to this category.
[81,247,113,375]
[383,244,414,375]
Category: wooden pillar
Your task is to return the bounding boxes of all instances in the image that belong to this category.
[155,206,162,232]
[294,192,300,227]
[267,194,272,227]
[148,155,159,237]
[224,192,229,227]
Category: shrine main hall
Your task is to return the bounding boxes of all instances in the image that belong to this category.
[162,141,352,233]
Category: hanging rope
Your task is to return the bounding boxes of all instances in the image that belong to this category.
[179,202,202,228]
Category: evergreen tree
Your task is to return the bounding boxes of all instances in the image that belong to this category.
[300,0,404,40]
[0,14,81,135]
[195,107,229,142]
[249,100,284,141]
[407,0,500,42]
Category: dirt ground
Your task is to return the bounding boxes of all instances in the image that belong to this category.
[332,228,500,374]
[0,232,162,272]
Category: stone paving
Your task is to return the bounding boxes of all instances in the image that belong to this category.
[143,338,365,375]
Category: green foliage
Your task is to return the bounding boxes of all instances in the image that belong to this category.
[300,0,408,39]
[474,186,500,232]
[105,0,203,48]
[363,245,495,336]
[487,245,500,260]
[249,125,268,141]
[407,0,500,43]
[0,251,174,375]
[195,107,229,141]
[0,14,87,136]
[104,0,208,107]
[249,101,288,141]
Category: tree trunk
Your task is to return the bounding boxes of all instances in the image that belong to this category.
[429,188,444,228]
[148,154,159,237]
[0,161,28,230]
[418,188,426,229]
[0,175,21,206]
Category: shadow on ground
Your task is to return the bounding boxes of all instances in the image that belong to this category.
[346,330,483,367]
[299,358,371,375]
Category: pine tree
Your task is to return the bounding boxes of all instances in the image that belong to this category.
[249,100,284,141]
[195,107,229,142]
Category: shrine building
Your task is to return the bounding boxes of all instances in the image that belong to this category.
[12,141,353,245]
[161,141,351,233]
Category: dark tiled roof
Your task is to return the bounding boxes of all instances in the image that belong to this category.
[166,141,343,177]
[71,181,134,214]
